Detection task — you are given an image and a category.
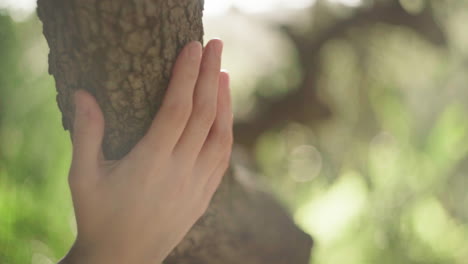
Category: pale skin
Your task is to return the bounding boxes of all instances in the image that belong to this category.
[60,39,233,264]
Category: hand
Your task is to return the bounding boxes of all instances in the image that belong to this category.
[61,39,233,264]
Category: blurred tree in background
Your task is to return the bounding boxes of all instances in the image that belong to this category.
[1,0,467,263]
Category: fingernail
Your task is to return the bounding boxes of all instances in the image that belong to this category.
[213,39,223,56]
[188,41,202,60]
[221,70,230,85]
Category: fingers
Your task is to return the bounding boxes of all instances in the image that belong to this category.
[173,39,224,164]
[194,71,233,177]
[133,41,203,157]
[70,90,105,174]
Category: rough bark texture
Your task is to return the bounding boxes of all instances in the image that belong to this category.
[37,0,313,263]
[38,0,205,159]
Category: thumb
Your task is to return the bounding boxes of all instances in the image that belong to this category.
[71,90,105,170]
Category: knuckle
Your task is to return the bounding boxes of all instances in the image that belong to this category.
[200,60,217,74]
[194,102,216,126]
[214,129,233,148]
[164,100,192,123]
[182,73,197,85]
[139,143,166,161]
[183,66,199,81]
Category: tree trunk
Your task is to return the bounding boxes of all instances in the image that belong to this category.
[37,0,313,263]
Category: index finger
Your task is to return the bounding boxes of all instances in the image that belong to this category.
[131,41,203,159]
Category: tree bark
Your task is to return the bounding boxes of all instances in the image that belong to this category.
[37,0,313,263]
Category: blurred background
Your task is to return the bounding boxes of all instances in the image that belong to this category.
[1,0,467,263]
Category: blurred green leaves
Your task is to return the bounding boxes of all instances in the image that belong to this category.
[0,14,74,264]
[251,3,468,263]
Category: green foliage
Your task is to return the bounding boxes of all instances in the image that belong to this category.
[0,14,74,263]
[253,7,468,264]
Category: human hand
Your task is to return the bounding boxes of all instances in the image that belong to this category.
[61,39,232,264]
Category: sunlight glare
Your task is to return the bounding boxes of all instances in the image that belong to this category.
[205,0,316,15]
[0,0,36,11]
[295,171,368,244]
[329,0,362,7]
[0,0,36,21]
[204,0,232,16]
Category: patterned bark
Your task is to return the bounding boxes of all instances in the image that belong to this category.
[37,0,313,263]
